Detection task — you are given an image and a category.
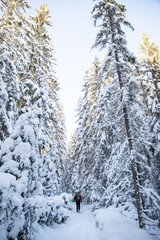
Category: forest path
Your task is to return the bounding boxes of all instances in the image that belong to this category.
[34,204,156,240]
[35,204,100,240]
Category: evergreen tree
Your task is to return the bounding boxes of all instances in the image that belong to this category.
[90,0,159,230]
[0,41,18,143]
[66,131,77,192]
[68,59,101,201]
[54,101,67,193]
[0,1,67,239]
[30,3,66,196]
[138,32,160,109]
[138,33,160,196]
[0,1,30,238]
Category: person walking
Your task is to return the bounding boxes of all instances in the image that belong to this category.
[74,191,82,212]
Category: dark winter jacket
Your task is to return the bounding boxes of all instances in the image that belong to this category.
[74,193,82,202]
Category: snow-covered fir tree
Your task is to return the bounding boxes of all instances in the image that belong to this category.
[0,1,67,239]
[0,1,30,238]
[0,40,19,142]
[138,33,160,196]
[30,3,62,197]
[67,59,101,200]
[91,0,159,231]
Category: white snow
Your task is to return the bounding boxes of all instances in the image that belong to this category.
[94,206,157,240]
[14,142,31,160]
[0,138,14,155]
[34,204,157,240]
[0,172,16,188]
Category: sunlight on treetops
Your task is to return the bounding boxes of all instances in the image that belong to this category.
[139,32,160,66]
[30,4,52,28]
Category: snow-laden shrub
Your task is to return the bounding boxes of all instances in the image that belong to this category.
[60,192,73,210]
[0,181,73,240]
[0,173,25,240]
[26,193,73,232]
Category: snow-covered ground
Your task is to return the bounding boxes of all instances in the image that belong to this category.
[34,204,158,240]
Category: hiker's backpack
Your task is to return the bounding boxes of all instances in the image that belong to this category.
[76,193,81,201]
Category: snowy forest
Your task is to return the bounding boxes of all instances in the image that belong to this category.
[0,0,160,240]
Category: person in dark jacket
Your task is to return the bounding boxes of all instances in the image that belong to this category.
[74,191,82,212]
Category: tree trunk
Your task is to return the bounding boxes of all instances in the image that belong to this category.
[116,52,144,228]
[108,9,144,228]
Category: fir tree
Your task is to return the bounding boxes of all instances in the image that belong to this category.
[0,1,67,239]
[30,4,66,196]
[91,0,159,230]
[68,59,101,201]
[138,33,160,196]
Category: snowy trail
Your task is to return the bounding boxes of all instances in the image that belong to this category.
[34,204,157,240]
[35,204,100,240]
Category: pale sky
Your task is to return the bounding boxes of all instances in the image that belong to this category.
[27,0,160,140]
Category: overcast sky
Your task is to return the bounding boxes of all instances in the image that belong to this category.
[27,0,160,140]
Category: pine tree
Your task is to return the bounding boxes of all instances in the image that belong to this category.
[68,59,101,201]
[66,131,77,192]
[54,101,67,193]
[0,41,18,143]
[30,3,66,197]
[0,1,32,238]
[91,0,159,230]
[0,1,67,239]
[138,33,160,196]
[138,32,160,109]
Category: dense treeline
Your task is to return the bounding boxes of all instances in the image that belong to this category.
[0,1,68,239]
[67,0,160,236]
